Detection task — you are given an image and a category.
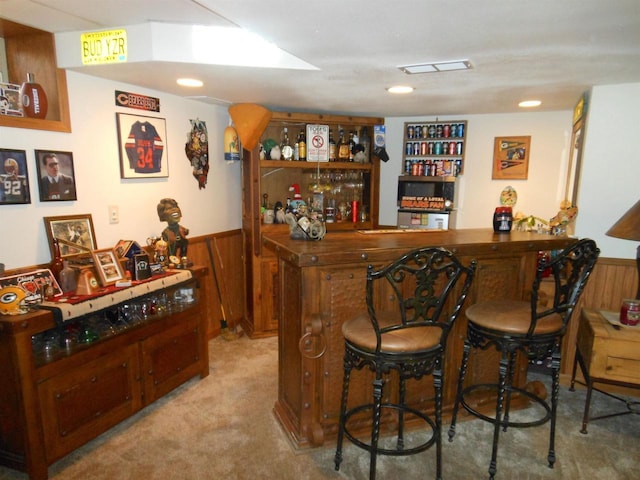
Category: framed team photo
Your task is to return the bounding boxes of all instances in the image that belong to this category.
[116,112,169,179]
[43,213,97,259]
[35,150,78,202]
[0,148,31,205]
[91,247,126,287]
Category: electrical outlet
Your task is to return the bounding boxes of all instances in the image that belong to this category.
[109,205,119,224]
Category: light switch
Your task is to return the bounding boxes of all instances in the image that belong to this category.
[109,205,119,224]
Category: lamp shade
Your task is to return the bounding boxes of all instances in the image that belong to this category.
[606,199,640,241]
[228,103,272,151]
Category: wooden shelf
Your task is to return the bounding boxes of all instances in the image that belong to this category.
[0,19,71,132]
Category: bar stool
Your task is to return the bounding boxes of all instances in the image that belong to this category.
[334,247,476,480]
[448,238,599,479]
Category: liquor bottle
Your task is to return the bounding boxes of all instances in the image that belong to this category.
[337,129,350,161]
[328,130,337,161]
[50,239,64,284]
[359,127,371,163]
[281,127,293,161]
[348,131,356,162]
[19,73,48,119]
[298,128,307,161]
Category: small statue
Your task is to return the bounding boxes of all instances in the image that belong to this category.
[157,198,189,258]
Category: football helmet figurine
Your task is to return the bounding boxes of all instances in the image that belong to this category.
[0,285,28,315]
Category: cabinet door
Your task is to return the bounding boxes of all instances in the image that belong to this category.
[38,344,141,462]
[141,315,203,403]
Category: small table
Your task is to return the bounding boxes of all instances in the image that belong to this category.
[570,308,640,433]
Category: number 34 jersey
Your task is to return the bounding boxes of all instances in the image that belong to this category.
[124,121,164,173]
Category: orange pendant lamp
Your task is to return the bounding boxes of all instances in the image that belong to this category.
[228,103,272,151]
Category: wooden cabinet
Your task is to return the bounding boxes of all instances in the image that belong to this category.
[263,229,575,449]
[402,120,467,176]
[241,111,384,338]
[0,268,208,479]
[0,19,71,132]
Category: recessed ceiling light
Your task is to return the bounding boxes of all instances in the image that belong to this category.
[398,60,472,75]
[387,85,414,94]
[177,78,203,87]
[519,100,542,108]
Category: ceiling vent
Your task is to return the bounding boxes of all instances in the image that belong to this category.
[398,60,472,74]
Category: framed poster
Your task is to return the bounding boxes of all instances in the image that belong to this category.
[0,148,31,204]
[91,248,125,286]
[43,214,97,259]
[116,112,168,178]
[565,93,588,206]
[492,136,531,180]
[35,150,77,201]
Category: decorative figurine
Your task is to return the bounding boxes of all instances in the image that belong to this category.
[184,119,209,189]
[157,198,189,259]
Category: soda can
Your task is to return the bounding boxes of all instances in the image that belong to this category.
[406,142,413,155]
[413,142,420,155]
[457,124,464,137]
[443,124,450,138]
[407,125,414,138]
[421,142,428,155]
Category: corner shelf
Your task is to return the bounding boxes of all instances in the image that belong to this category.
[0,19,71,132]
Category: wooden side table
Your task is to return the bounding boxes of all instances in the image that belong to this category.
[570,308,640,433]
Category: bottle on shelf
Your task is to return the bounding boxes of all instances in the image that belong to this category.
[50,239,64,284]
[337,128,350,161]
[281,127,293,161]
[359,127,371,163]
[348,131,356,162]
[329,130,337,162]
[298,128,307,161]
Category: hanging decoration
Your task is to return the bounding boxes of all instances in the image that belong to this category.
[184,119,209,189]
[224,124,240,161]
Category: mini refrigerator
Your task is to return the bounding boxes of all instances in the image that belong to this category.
[396,176,456,230]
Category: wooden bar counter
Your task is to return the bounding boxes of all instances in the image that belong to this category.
[263,228,576,450]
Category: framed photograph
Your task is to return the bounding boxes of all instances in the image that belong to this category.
[91,248,126,286]
[35,150,77,201]
[43,214,97,259]
[0,148,31,204]
[492,136,531,180]
[116,112,168,179]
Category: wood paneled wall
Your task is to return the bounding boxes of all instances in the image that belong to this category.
[562,257,638,376]
[183,230,244,339]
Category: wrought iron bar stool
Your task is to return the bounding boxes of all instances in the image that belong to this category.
[334,247,477,480]
[448,238,599,479]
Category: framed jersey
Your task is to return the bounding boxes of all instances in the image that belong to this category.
[116,112,169,178]
[0,148,31,205]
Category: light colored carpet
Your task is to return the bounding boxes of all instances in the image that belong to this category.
[1,334,638,480]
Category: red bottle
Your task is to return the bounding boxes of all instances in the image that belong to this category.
[20,73,48,119]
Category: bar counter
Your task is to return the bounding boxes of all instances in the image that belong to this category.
[264,228,576,449]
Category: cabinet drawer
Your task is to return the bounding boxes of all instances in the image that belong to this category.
[38,344,142,462]
[141,318,203,402]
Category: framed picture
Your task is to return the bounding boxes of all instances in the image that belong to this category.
[0,148,31,204]
[565,93,588,206]
[91,248,126,286]
[35,150,77,201]
[492,136,531,180]
[43,214,97,259]
[116,112,168,179]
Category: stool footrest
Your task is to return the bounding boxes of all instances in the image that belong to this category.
[343,402,436,456]
[460,383,551,428]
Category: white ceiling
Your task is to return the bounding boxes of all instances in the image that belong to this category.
[2,0,640,117]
